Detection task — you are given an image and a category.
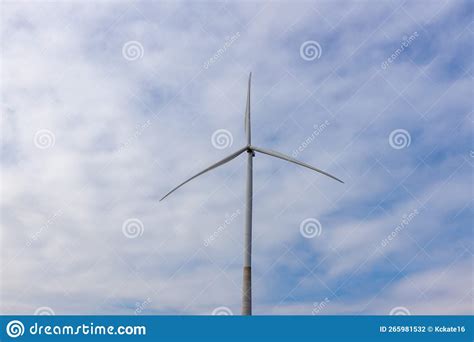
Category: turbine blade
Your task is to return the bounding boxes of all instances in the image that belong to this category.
[160,147,248,201]
[244,72,252,144]
[251,146,344,184]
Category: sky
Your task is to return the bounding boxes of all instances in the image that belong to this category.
[0,0,472,315]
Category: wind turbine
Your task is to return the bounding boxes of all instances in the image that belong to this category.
[160,73,343,315]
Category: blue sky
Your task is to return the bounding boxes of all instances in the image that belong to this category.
[1,0,472,315]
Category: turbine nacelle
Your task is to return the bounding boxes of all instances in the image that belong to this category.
[160,73,344,316]
[160,73,343,202]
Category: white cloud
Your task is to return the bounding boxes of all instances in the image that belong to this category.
[1,1,472,315]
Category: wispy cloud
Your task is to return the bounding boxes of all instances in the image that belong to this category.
[1,0,472,315]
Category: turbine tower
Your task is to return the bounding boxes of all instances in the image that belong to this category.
[160,73,343,315]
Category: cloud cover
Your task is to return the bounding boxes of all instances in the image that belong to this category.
[1,0,472,315]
